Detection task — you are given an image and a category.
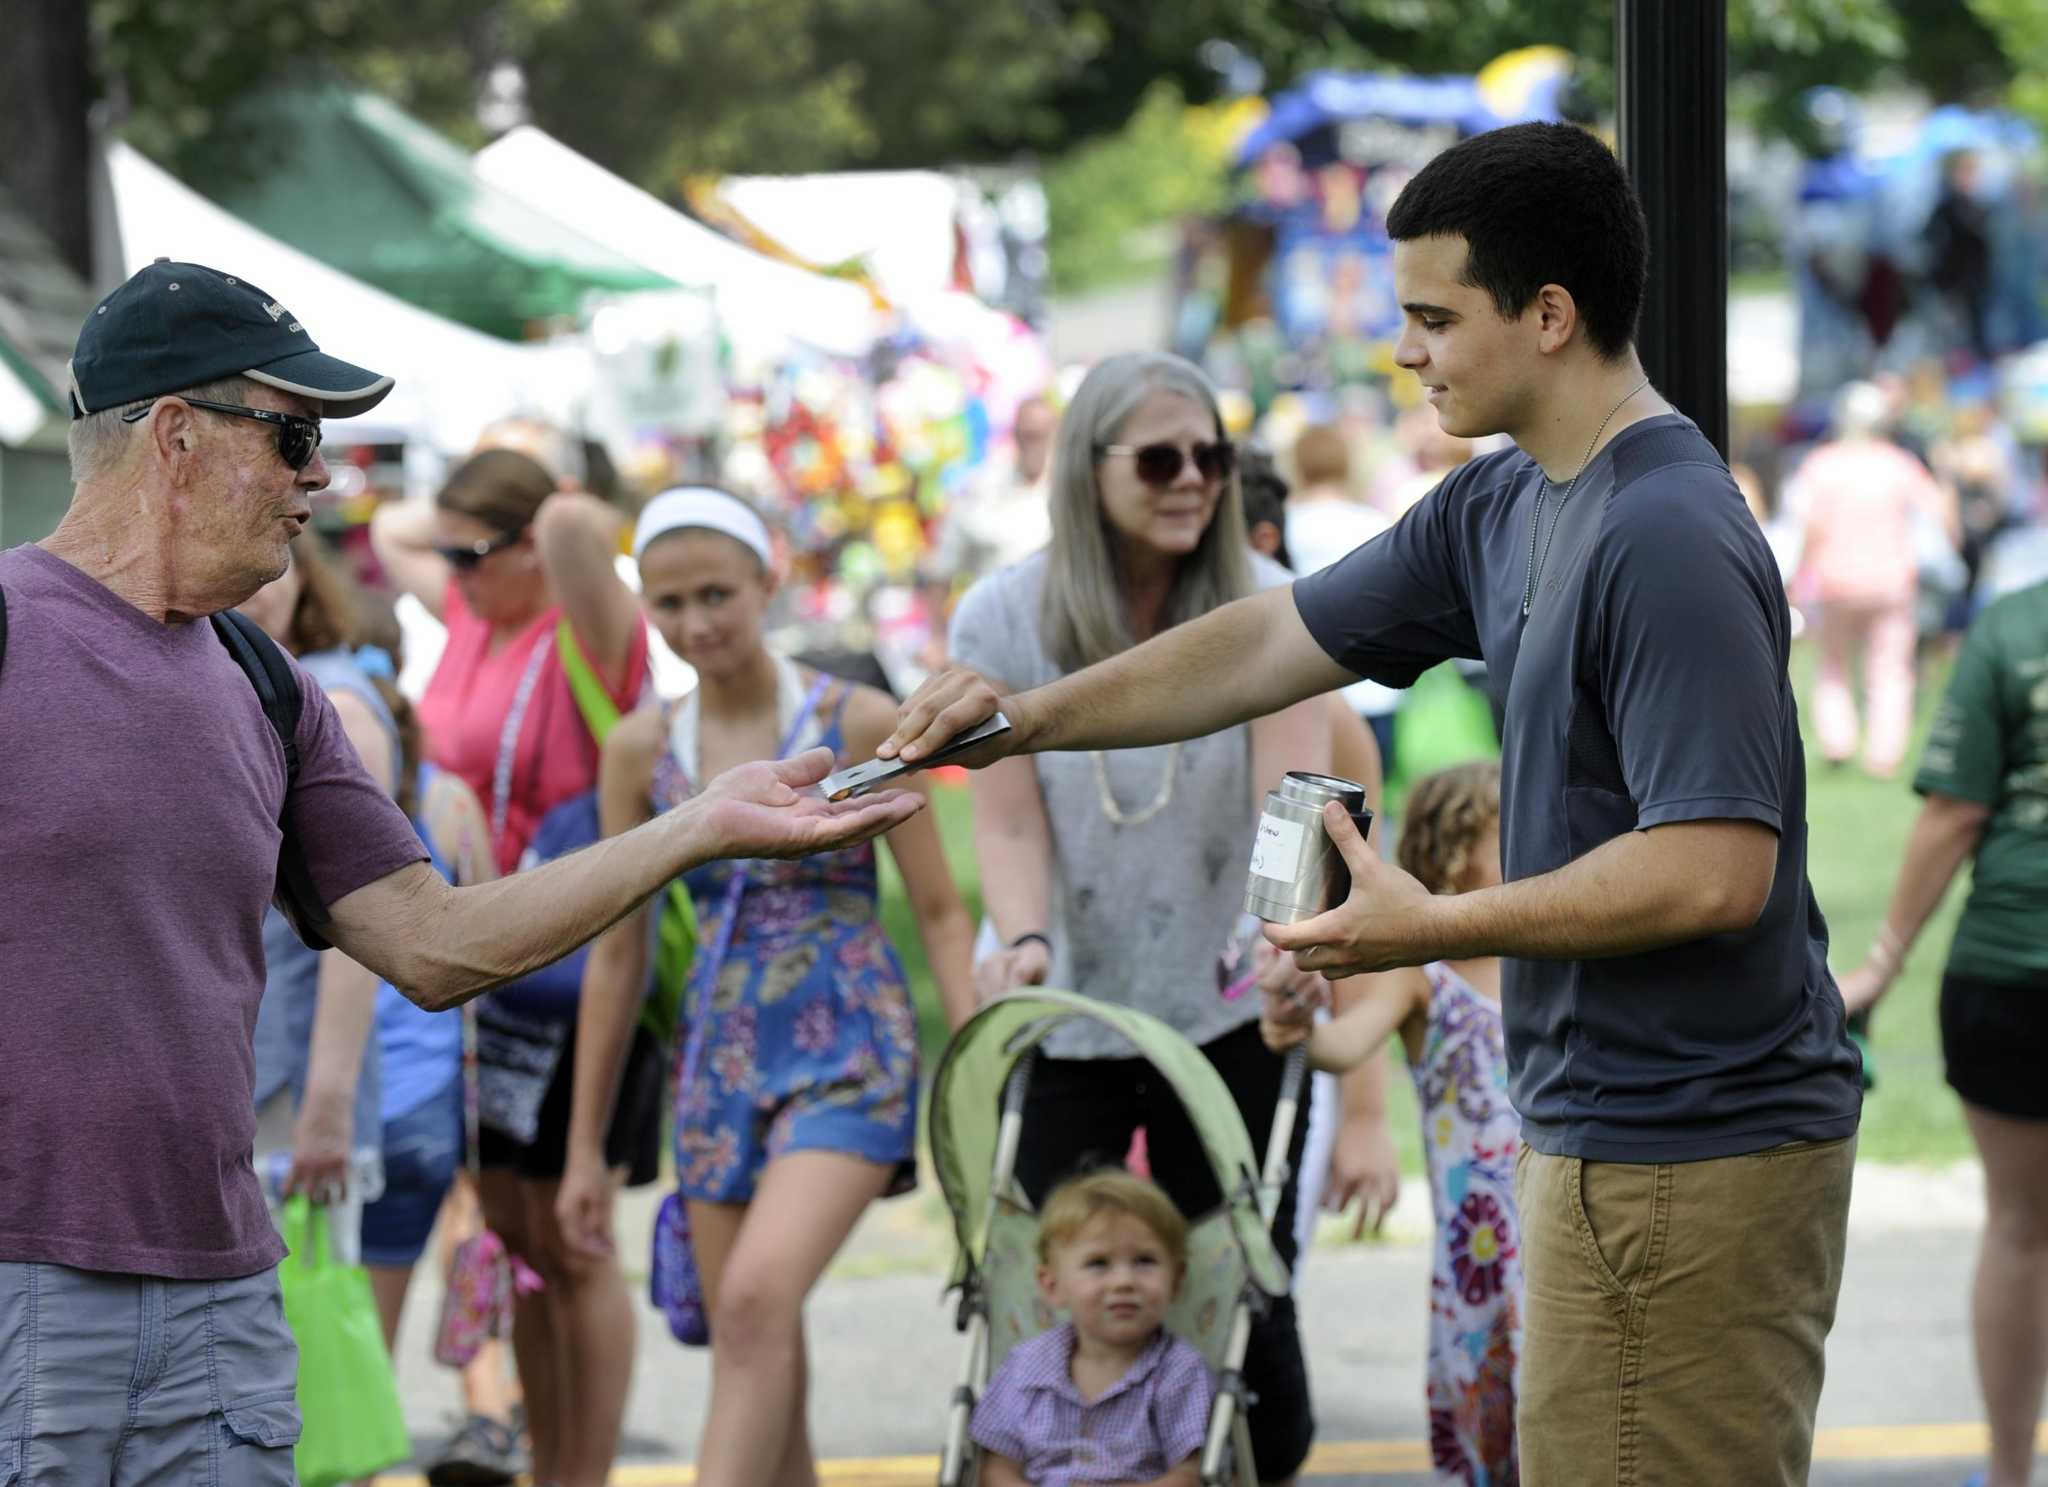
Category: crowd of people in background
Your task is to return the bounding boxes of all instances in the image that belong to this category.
[314,133,2037,1487]
[8,118,2048,1487]
[217,296,2039,1487]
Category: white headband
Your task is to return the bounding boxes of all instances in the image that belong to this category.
[632,486,774,568]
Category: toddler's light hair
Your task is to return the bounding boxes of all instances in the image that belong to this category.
[1397,760,1503,895]
[1037,1169,1190,1276]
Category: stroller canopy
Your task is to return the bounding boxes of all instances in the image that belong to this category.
[929,990,1292,1299]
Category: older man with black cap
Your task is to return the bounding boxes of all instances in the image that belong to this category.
[0,261,921,1481]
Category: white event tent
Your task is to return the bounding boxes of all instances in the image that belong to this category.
[716,170,966,306]
[104,141,593,455]
[472,128,881,364]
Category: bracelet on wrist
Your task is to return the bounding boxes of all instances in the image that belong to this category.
[1008,931,1051,955]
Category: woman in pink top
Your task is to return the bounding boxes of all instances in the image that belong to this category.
[1789,382,1958,778]
[373,446,652,1487]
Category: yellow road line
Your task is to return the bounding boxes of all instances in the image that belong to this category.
[373,1421,2048,1484]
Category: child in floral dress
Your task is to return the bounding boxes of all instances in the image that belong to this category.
[1261,761,1520,1485]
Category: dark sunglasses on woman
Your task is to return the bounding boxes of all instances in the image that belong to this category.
[433,528,526,571]
[1096,438,1237,488]
[121,396,323,472]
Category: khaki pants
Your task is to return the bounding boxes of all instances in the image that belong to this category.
[1515,1137,1855,1486]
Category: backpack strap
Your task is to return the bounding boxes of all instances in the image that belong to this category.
[211,609,334,951]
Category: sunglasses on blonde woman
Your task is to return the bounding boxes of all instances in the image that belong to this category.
[1096,439,1237,488]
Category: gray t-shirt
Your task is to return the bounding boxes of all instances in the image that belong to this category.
[1294,415,1862,1163]
[0,545,427,1278]
[949,550,1291,1058]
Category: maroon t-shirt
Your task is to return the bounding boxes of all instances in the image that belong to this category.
[0,545,427,1279]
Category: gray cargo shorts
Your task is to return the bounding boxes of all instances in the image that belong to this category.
[0,1261,299,1485]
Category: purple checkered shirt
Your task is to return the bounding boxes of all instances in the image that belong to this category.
[970,1323,1215,1485]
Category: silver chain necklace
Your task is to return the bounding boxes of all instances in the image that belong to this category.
[1521,376,1651,617]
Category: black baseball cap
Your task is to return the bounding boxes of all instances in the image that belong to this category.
[68,259,395,420]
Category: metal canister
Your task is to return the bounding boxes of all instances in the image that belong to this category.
[1243,771,1374,924]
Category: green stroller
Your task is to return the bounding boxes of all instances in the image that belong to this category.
[929,989,1309,1487]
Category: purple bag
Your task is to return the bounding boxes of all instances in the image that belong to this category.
[650,1190,711,1345]
[649,673,829,1348]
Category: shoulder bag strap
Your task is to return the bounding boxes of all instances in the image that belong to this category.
[489,632,557,851]
[556,617,628,746]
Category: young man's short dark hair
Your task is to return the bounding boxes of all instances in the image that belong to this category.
[1386,121,1649,362]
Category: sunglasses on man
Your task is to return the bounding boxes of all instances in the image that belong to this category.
[122,396,323,472]
[433,529,526,571]
[1096,439,1237,488]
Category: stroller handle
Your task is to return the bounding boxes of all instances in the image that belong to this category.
[1259,1043,1310,1227]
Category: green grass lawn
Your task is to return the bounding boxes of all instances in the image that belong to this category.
[1792,641,1973,1167]
[880,645,1975,1175]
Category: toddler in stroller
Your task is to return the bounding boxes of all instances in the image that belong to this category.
[971,1169,1214,1484]
[931,990,1307,1487]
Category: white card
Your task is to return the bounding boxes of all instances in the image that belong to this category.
[1248,813,1306,882]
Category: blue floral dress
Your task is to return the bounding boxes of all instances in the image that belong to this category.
[1409,962,1522,1486]
[653,680,919,1203]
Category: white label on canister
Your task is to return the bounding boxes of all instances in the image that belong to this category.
[1248,813,1307,881]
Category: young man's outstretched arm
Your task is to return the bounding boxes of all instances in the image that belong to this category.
[886,586,1356,766]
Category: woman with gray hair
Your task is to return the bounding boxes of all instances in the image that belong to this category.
[947,351,1328,1485]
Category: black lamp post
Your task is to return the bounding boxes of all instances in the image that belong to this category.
[1617,0,1730,461]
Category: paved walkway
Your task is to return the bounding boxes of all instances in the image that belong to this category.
[369,1161,2021,1484]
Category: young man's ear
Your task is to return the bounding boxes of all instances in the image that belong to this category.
[1533,282,1579,356]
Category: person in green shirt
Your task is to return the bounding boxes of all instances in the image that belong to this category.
[1841,576,2048,1487]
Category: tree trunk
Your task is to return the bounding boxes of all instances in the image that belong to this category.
[1,0,94,279]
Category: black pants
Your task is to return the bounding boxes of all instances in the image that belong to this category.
[1011,1019,1315,1482]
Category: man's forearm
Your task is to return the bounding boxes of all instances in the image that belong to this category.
[1421,823,1774,964]
[1020,588,1346,753]
[381,806,711,1011]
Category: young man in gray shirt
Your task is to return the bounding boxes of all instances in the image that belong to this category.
[887,124,1861,1486]
[0,261,918,1480]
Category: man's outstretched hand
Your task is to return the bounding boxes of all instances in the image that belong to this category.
[880,665,1028,770]
[696,748,923,859]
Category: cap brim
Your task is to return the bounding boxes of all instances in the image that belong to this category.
[245,348,395,419]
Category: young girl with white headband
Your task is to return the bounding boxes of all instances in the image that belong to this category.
[556,487,976,1487]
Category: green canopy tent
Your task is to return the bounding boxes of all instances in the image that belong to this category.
[200,86,675,342]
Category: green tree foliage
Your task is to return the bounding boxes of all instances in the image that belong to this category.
[1966,0,2048,127]
[69,0,2033,312]
[1041,82,1238,295]
[88,0,1096,186]
[88,0,2021,192]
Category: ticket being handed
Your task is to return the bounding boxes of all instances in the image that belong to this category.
[818,713,1013,800]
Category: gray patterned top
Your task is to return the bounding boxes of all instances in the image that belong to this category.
[948,550,1291,1058]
